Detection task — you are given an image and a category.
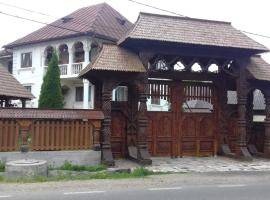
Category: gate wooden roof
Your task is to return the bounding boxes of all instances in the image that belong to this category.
[247,56,270,81]
[80,44,146,77]
[119,13,268,53]
[0,66,34,100]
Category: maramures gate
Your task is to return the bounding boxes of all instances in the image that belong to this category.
[80,13,270,166]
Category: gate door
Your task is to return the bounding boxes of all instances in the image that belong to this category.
[179,82,217,156]
[147,80,217,157]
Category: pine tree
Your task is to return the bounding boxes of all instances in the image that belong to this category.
[38,50,64,109]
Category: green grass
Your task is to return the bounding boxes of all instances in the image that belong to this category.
[0,167,165,183]
[51,161,107,172]
[0,161,5,172]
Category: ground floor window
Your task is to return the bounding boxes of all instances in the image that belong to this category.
[75,86,91,102]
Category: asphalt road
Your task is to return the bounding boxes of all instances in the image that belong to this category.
[1,172,270,200]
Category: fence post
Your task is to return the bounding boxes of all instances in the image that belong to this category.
[17,120,32,152]
[93,121,101,151]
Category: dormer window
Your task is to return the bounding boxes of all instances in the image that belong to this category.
[21,52,32,68]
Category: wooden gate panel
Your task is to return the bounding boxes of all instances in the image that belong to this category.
[146,112,174,156]
[111,111,127,158]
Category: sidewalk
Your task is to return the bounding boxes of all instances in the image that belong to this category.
[114,156,270,173]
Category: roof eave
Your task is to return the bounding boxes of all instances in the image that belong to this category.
[4,32,118,49]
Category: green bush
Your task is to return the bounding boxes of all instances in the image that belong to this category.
[132,167,154,177]
[57,161,107,172]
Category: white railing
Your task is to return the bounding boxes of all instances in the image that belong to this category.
[44,62,84,77]
[59,64,68,75]
[72,63,83,75]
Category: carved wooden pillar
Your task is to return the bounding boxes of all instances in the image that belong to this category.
[136,79,152,165]
[235,59,252,160]
[93,120,101,151]
[264,90,270,157]
[17,120,32,152]
[94,82,102,109]
[126,85,138,147]
[216,76,233,156]
[100,80,117,166]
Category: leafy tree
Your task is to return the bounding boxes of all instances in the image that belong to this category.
[38,50,64,108]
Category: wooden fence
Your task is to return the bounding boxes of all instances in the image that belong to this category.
[0,108,104,152]
[0,120,19,151]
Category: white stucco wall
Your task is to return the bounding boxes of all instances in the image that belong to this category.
[12,36,96,109]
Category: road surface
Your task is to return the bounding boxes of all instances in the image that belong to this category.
[0,172,269,200]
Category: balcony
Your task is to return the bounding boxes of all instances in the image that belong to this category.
[43,62,84,78]
[71,63,83,75]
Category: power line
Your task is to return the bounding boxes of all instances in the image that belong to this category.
[126,0,270,40]
[0,11,83,34]
[0,1,56,18]
[127,0,187,17]
[241,30,270,39]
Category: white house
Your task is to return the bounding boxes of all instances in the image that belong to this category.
[3,3,132,109]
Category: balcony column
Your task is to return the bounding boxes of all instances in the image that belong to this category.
[68,44,73,76]
[83,79,89,109]
[83,42,91,68]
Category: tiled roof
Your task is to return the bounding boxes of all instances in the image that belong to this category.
[0,65,34,99]
[80,44,146,76]
[0,108,104,120]
[5,3,132,48]
[119,12,268,52]
[247,56,270,81]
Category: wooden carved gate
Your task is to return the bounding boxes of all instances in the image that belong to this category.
[110,80,218,158]
[146,80,218,157]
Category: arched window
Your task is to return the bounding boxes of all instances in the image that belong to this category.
[73,42,84,63]
[44,46,54,66]
[89,43,99,62]
[58,44,69,64]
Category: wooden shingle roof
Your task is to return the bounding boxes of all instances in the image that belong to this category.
[119,12,268,52]
[5,3,132,48]
[80,44,146,76]
[0,66,34,99]
[247,56,270,81]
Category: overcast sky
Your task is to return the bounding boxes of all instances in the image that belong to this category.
[0,0,270,61]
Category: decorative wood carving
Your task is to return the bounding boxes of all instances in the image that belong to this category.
[17,120,32,153]
[100,80,120,166]
[134,76,152,165]
[235,58,252,160]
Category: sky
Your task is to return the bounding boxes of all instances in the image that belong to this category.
[0,0,270,61]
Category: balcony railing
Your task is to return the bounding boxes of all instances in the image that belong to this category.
[59,64,68,75]
[43,62,84,77]
[72,63,83,75]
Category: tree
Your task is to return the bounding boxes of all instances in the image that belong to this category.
[38,50,64,109]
